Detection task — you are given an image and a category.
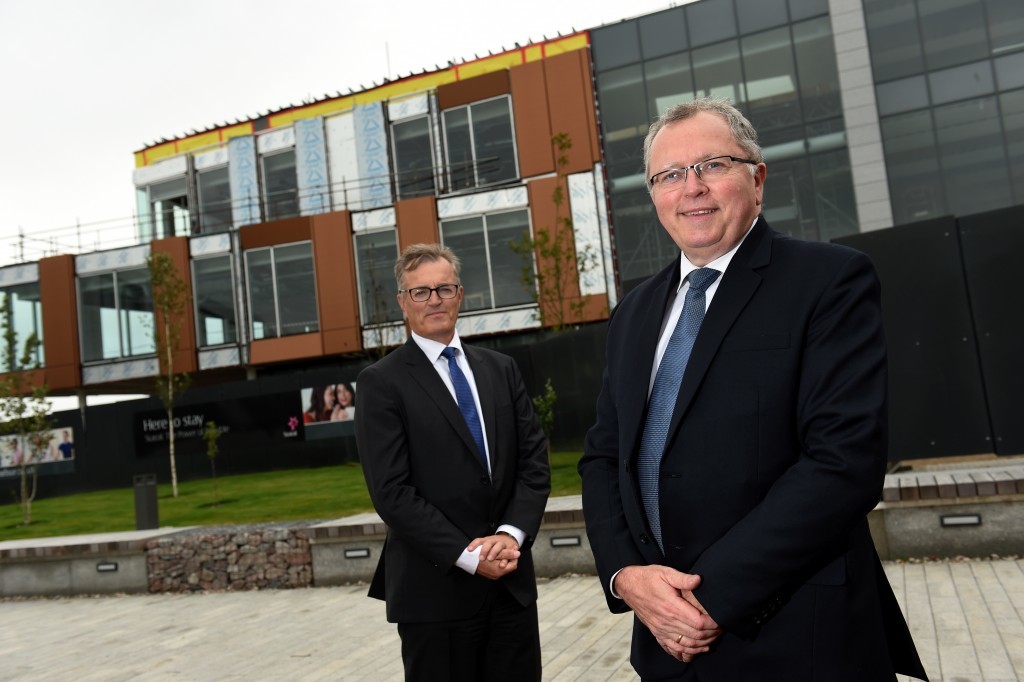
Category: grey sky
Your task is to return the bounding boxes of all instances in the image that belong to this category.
[0,0,678,264]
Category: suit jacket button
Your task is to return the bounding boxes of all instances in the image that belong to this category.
[480,476,490,486]
[639,533,650,544]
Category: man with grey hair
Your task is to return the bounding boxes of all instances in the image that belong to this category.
[579,98,927,680]
[356,243,550,681]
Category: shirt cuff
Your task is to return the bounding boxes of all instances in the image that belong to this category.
[495,524,525,548]
[456,546,480,575]
[610,568,624,599]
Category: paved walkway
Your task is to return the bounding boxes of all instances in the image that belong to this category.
[1,559,1021,681]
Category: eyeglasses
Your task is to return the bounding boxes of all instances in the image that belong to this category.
[399,283,461,302]
[648,155,759,192]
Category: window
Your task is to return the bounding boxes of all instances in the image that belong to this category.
[197,166,232,233]
[392,116,436,199]
[78,269,155,363]
[261,149,299,221]
[192,256,238,347]
[440,210,533,312]
[148,178,190,239]
[443,97,517,191]
[244,242,318,340]
[0,283,44,371]
[354,230,403,325]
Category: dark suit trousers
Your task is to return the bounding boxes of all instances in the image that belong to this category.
[396,583,541,682]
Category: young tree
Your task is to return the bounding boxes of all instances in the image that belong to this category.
[511,133,598,332]
[148,252,192,498]
[202,421,223,505]
[0,293,54,525]
[532,378,557,459]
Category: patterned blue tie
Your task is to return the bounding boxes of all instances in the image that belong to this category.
[637,267,720,551]
[440,347,488,471]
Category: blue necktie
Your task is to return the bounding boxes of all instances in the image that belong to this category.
[440,347,488,471]
[637,267,720,551]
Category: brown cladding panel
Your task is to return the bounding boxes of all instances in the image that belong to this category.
[38,254,81,391]
[310,211,362,355]
[396,196,440,251]
[510,60,555,178]
[528,176,584,327]
[437,70,511,110]
[150,237,198,375]
[250,333,323,365]
[545,50,600,173]
[239,216,312,250]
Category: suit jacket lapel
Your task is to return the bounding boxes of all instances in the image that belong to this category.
[667,218,773,439]
[400,339,483,464]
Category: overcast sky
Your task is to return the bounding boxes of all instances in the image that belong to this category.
[0,0,680,265]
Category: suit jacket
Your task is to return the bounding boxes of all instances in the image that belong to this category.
[356,338,550,624]
[580,218,927,681]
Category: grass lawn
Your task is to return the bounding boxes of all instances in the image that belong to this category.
[0,451,584,543]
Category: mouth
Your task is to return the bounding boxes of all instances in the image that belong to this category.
[681,209,716,216]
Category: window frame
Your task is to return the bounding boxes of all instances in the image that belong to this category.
[191,253,239,349]
[243,241,319,341]
[77,267,156,364]
[441,95,519,193]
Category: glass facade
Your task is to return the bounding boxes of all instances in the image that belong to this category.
[0,283,44,371]
[442,96,518,192]
[866,0,1024,224]
[148,177,190,240]
[392,116,436,199]
[591,0,855,292]
[354,229,403,325]
[197,166,232,234]
[260,149,299,222]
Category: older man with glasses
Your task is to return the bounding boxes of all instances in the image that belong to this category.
[579,97,928,681]
[356,243,550,682]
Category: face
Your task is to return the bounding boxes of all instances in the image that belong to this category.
[647,112,766,266]
[336,384,353,407]
[397,258,463,345]
[323,385,336,407]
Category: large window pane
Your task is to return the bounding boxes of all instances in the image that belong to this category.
[882,111,946,223]
[793,17,842,121]
[473,98,517,186]
[736,0,788,34]
[117,269,154,357]
[246,249,277,340]
[443,97,517,192]
[864,0,924,81]
[918,0,988,70]
[693,40,745,106]
[934,97,1012,216]
[597,64,648,142]
[0,283,43,371]
[742,27,801,132]
[393,116,436,199]
[645,53,695,120]
[261,149,298,221]
[275,243,318,336]
[1002,90,1024,204]
[244,243,318,340]
[442,217,490,311]
[485,210,533,308]
[149,177,190,240]
[193,256,237,347]
[928,61,995,105]
[639,8,687,60]
[79,274,118,362]
[686,0,737,48]
[591,21,641,71]
[355,230,402,325]
[986,0,1024,55]
[197,166,232,234]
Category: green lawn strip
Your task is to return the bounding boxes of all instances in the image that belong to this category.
[0,452,583,542]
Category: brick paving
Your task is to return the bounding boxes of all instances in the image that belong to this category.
[1,557,1021,681]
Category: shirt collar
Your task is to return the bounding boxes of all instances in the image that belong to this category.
[410,329,464,362]
[676,217,758,292]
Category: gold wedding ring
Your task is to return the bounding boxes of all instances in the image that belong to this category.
[676,634,683,644]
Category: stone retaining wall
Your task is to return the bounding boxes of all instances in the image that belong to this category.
[145,524,313,592]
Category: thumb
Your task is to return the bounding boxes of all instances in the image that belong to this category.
[668,571,702,592]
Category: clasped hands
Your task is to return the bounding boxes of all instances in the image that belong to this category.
[616,565,722,663]
[467,534,520,580]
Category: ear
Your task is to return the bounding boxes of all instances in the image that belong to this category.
[753,163,766,206]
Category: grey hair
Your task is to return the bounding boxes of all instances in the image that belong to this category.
[643,97,764,189]
[394,243,461,290]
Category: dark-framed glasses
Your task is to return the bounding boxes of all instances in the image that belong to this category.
[400,283,461,302]
[648,155,759,191]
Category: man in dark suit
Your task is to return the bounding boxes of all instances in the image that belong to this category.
[356,243,550,682]
[579,98,927,681]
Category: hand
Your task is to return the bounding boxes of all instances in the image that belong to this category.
[615,565,722,662]
[468,534,521,579]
